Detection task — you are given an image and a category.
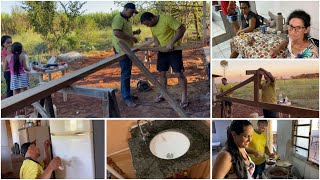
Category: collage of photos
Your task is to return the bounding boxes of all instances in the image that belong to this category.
[0,0,319,180]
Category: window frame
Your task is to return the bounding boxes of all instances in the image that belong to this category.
[292,120,318,165]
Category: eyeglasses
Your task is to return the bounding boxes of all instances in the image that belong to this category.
[287,24,305,32]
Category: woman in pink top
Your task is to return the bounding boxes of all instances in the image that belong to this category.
[4,42,30,96]
[1,35,13,97]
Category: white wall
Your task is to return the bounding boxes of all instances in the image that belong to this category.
[212,120,232,146]
[255,1,319,39]
[1,121,13,173]
[9,120,25,146]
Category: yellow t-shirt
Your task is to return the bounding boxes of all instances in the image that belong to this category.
[248,130,267,165]
[20,159,45,179]
[151,14,182,50]
[220,83,233,97]
[112,13,134,53]
[261,80,276,104]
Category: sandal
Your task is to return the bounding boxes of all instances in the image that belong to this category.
[180,101,189,108]
[154,95,165,103]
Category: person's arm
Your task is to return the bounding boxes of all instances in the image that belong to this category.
[269,39,289,58]
[237,17,256,35]
[113,30,138,43]
[259,68,275,82]
[227,1,236,14]
[166,24,186,51]
[265,146,275,158]
[212,151,233,179]
[22,55,30,72]
[38,157,61,179]
[3,56,9,70]
[43,140,51,167]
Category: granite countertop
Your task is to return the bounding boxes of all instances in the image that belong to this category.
[128,120,210,179]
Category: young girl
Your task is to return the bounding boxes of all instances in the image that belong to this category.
[1,35,13,97]
[4,42,30,95]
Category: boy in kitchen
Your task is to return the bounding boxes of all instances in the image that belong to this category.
[20,140,61,179]
[246,120,276,179]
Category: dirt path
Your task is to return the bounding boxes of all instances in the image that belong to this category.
[46,49,210,118]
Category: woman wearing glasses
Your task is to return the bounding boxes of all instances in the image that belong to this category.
[270,10,319,58]
[230,1,261,58]
[212,120,255,179]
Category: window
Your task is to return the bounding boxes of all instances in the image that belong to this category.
[293,120,319,165]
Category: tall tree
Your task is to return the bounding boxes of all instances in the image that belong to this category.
[22,1,86,51]
[220,60,228,77]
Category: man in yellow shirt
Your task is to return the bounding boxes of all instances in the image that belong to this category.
[140,12,188,108]
[112,3,141,108]
[246,120,275,179]
[259,68,278,118]
[220,78,233,117]
[20,140,61,179]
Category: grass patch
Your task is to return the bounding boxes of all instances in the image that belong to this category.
[216,78,319,109]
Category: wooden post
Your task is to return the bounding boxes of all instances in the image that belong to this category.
[44,96,55,118]
[109,90,121,118]
[202,1,207,46]
[254,70,260,102]
[221,101,225,118]
[118,41,188,118]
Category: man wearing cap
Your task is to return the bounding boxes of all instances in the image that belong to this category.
[20,140,61,179]
[140,12,188,108]
[112,2,141,108]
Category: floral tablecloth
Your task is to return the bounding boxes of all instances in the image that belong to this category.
[231,29,287,58]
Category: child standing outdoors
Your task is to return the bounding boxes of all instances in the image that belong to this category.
[4,42,30,96]
[1,35,13,97]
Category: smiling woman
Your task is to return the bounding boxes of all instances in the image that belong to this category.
[212,120,255,179]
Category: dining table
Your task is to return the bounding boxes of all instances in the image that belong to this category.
[230,28,287,58]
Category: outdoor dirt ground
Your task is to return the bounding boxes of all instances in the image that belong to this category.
[2,49,210,118]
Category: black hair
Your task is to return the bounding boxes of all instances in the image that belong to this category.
[258,120,268,125]
[1,35,12,48]
[222,78,227,81]
[140,12,155,23]
[287,10,311,41]
[239,1,250,8]
[11,42,23,76]
[226,120,252,179]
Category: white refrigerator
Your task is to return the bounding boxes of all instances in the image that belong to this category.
[49,120,96,179]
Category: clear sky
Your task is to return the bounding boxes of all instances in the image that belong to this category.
[213,60,319,83]
[1,1,121,14]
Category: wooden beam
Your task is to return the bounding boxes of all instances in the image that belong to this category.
[1,40,153,116]
[138,41,207,52]
[217,76,255,97]
[32,102,50,118]
[58,85,118,98]
[219,96,319,118]
[119,41,188,118]
[253,71,260,102]
[246,70,258,75]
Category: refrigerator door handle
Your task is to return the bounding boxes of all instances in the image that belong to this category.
[51,131,92,136]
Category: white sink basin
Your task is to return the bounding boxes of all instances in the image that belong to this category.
[149,130,190,159]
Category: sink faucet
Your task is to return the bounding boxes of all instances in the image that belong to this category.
[137,120,150,142]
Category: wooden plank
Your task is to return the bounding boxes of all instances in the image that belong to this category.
[219,96,319,118]
[58,85,117,98]
[119,41,188,118]
[138,42,206,52]
[109,90,121,118]
[44,96,55,118]
[246,70,258,75]
[253,71,260,102]
[1,40,153,116]
[32,102,50,118]
[217,76,255,97]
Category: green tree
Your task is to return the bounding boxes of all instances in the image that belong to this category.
[22,1,86,52]
[220,60,228,77]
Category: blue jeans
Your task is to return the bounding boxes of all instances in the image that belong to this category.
[114,49,132,101]
[253,161,266,178]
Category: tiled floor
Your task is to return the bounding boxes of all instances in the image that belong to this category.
[212,21,225,37]
[212,39,243,59]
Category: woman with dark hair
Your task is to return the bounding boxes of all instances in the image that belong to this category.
[212,120,255,179]
[230,1,261,58]
[4,42,30,96]
[1,35,13,97]
[270,10,318,58]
